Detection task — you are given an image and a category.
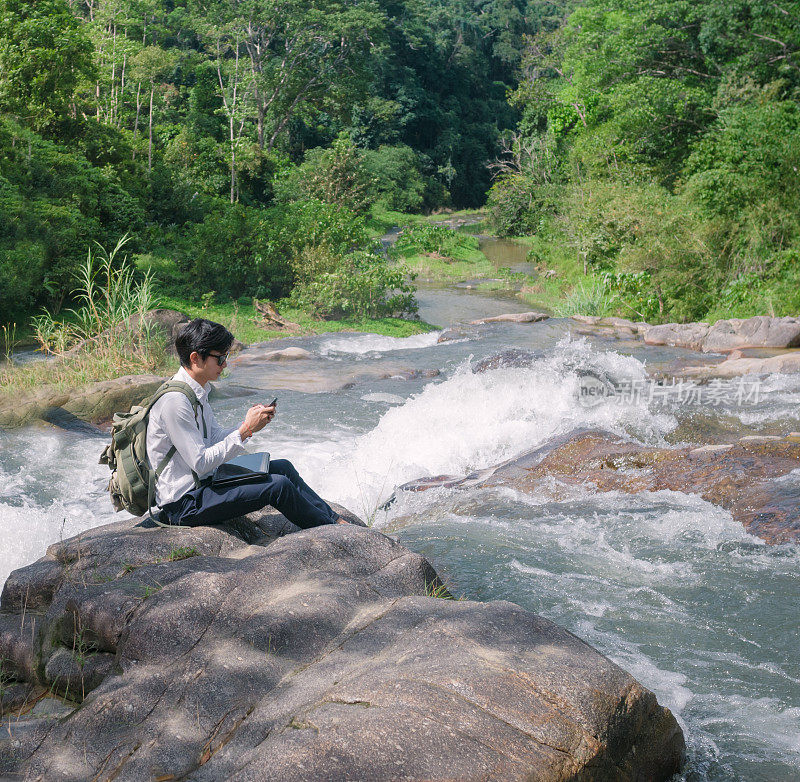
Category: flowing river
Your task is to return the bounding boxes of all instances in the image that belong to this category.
[1,285,799,781]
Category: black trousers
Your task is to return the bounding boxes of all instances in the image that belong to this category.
[161,459,338,529]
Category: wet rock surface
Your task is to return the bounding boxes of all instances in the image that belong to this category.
[261,346,314,361]
[0,374,165,428]
[680,349,800,378]
[403,429,800,544]
[470,311,549,325]
[1,508,684,781]
[473,348,542,372]
[642,315,800,353]
[570,316,646,341]
[568,315,800,359]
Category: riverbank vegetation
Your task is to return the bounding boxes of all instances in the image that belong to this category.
[2,0,799,381]
[0,0,549,331]
[390,223,492,282]
[487,0,800,323]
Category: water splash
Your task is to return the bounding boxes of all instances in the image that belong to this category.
[307,337,675,514]
[318,330,442,357]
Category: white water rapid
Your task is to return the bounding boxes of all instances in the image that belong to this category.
[2,290,798,780]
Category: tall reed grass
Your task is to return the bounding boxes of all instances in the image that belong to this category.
[1,236,173,397]
[553,279,618,318]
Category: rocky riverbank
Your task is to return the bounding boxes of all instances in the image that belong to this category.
[7,312,800,429]
[0,507,684,781]
[471,313,800,379]
[399,428,800,545]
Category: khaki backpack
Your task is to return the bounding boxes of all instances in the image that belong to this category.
[99,380,205,522]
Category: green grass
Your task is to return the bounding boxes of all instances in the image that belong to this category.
[501,234,606,315]
[366,206,431,237]
[166,546,199,561]
[366,206,487,238]
[399,246,493,282]
[424,580,455,600]
[157,294,435,343]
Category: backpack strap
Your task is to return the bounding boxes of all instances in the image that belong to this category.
[145,380,206,526]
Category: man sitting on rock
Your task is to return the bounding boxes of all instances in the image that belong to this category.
[147,317,348,528]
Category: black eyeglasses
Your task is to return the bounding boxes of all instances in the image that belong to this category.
[207,352,228,366]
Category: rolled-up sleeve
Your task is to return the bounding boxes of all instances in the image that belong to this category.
[161,395,247,478]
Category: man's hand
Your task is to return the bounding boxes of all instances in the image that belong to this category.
[239,403,275,440]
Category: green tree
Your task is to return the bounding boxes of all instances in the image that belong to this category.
[276,134,374,214]
[0,0,95,130]
[130,45,177,174]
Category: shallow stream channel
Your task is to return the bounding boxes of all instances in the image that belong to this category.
[1,283,799,780]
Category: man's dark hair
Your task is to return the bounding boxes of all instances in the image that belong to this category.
[175,319,234,368]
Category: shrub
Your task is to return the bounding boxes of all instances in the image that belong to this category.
[362,145,443,213]
[0,118,145,323]
[599,271,660,322]
[486,173,543,236]
[185,199,370,302]
[288,251,417,320]
[393,223,478,258]
[0,236,170,397]
[275,134,374,215]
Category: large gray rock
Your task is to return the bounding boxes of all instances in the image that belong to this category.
[0,374,165,428]
[470,311,549,325]
[261,346,314,361]
[641,321,710,351]
[0,512,684,781]
[642,316,800,353]
[702,315,800,353]
[681,350,800,378]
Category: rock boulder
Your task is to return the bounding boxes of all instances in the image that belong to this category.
[470,311,549,325]
[477,429,800,544]
[642,316,800,353]
[681,351,800,378]
[1,511,684,781]
[0,374,165,428]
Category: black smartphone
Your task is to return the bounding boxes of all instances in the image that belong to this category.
[267,397,278,407]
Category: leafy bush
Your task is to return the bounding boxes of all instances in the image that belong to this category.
[362,145,445,213]
[271,199,370,257]
[275,135,374,215]
[486,173,542,236]
[393,223,478,258]
[288,251,417,319]
[599,271,660,322]
[680,98,800,280]
[0,118,145,323]
[185,199,370,302]
[185,205,291,301]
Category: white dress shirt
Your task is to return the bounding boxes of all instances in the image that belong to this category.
[146,366,247,506]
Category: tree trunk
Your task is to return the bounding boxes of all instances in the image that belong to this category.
[230,116,236,204]
[133,82,142,160]
[110,24,117,125]
[148,84,154,175]
[119,54,126,127]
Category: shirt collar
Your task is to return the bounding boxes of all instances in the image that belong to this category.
[174,365,208,403]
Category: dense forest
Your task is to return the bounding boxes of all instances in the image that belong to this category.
[488,0,800,321]
[1,0,799,327]
[0,0,558,324]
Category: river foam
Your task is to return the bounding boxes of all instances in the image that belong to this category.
[0,428,116,584]
[303,337,676,515]
[318,330,442,357]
